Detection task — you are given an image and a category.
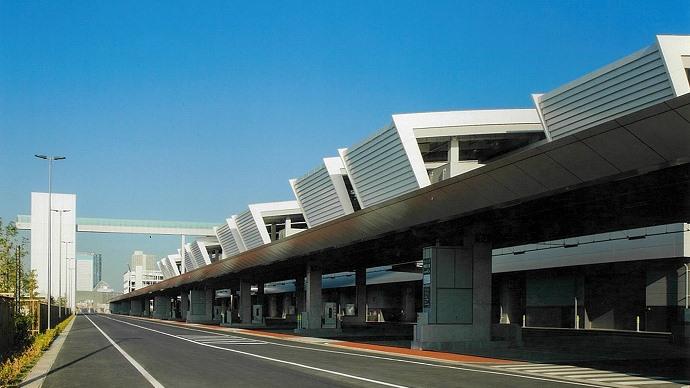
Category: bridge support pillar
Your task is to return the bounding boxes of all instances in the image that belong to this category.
[355,267,367,324]
[412,227,493,352]
[240,280,252,324]
[268,294,278,318]
[295,275,305,315]
[305,263,322,329]
[187,289,214,324]
[180,290,189,321]
[130,299,143,316]
[153,296,170,320]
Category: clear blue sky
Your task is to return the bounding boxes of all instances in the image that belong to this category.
[1,1,688,290]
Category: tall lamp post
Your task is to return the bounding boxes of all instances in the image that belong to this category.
[35,154,66,330]
[59,238,73,318]
[52,209,71,319]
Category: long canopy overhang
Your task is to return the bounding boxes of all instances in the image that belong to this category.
[112,94,690,302]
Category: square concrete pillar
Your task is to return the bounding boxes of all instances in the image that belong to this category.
[130,299,143,316]
[257,282,265,316]
[295,275,305,314]
[355,267,367,324]
[413,227,493,351]
[268,294,278,318]
[153,296,170,319]
[180,290,189,321]
[282,293,293,317]
[187,289,214,323]
[305,263,322,329]
[240,280,252,324]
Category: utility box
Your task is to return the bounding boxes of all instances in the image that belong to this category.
[423,246,473,324]
[252,304,263,324]
[323,302,337,328]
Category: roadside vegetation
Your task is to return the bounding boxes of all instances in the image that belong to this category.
[0,314,74,387]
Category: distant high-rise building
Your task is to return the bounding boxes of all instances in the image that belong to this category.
[76,255,93,292]
[131,250,158,271]
[29,192,76,301]
[123,251,163,293]
[92,253,102,288]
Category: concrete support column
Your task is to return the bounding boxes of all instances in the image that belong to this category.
[268,294,278,318]
[402,285,416,322]
[469,231,492,343]
[180,290,189,321]
[187,289,213,323]
[206,288,214,320]
[153,295,170,320]
[413,226,493,350]
[448,136,460,177]
[282,293,292,317]
[257,282,265,317]
[295,275,305,314]
[306,263,322,329]
[130,299,143,316]
[240,280,252,324]
[355,267,367,324]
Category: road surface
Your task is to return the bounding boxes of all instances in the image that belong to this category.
[32,314,688,388]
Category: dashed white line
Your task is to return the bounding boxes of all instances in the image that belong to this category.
[84,315,164,388]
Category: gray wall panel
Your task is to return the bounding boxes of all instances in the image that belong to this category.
[343,125,421,208]
[216,223,240,258]
[236,210,264,250]
[293,165,346,227]
[540,46,675,140]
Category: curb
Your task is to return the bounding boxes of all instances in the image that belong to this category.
[21,316,76,388]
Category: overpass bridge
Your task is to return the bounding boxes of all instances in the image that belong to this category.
[16,215,217,236]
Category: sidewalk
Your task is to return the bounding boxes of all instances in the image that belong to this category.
[21,317,76,388]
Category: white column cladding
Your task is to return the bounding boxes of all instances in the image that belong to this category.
[448,136,460,177]
[305,263,322,329]
[30,193,76,303]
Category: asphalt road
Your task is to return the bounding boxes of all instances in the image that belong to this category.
[37,314,673,388]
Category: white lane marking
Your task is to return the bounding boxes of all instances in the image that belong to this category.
[178,333,267,345]
[589,376,658,382]
[100,315,406,388]
[504,365,578,370]
[617,381,673,385]
[561,373,640,378]
[85,315,164,388]
[108,315,606,388]
[546,370,607,376]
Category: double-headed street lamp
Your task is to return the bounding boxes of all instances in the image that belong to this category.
[58,236,72,317]
[35,154,66,330]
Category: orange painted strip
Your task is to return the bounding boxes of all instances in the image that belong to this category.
[332,341,516,364]
[238,329,299,339]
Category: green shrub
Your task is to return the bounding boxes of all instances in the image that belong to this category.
[0,315,73,387]
[12,314,33,351]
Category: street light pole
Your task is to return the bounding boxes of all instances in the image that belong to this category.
[52,209,71,319]
[60,240,72,317]
[35,154,65,330]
